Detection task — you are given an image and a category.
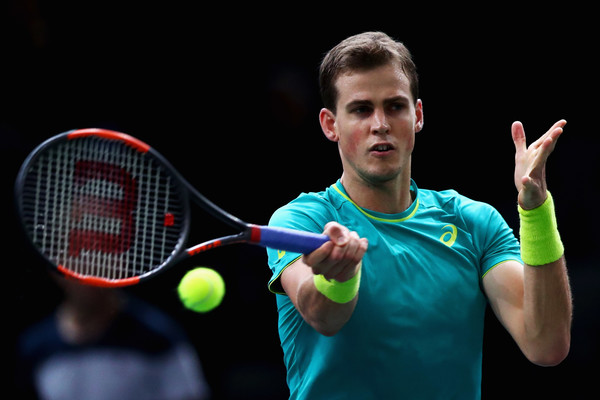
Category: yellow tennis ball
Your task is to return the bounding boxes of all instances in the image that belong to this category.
[177,267,225,313]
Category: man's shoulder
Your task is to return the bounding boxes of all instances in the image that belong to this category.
[418,187,500,223]
[270,185,338,221]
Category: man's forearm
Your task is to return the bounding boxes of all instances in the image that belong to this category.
[522,255,572,365]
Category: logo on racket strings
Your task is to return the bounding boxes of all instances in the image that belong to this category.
[68,161,137,256]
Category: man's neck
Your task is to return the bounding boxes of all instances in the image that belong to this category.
[340,169,413,214]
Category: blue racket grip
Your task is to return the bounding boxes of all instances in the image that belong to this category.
[255,225,329,254]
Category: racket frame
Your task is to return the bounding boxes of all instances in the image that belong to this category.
[15,128,328,287]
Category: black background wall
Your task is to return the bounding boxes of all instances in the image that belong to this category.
[4,2,598,398]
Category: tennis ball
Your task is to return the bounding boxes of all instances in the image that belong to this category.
[177,267,225,313]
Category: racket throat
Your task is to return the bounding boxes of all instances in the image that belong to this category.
[249,225,262,244]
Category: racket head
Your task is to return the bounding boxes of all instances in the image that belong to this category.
[15,128,191,287]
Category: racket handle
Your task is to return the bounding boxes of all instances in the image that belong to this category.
[255,225,329,254]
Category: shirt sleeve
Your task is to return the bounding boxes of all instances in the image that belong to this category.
[461,199,523,278]
[266,194,333,294]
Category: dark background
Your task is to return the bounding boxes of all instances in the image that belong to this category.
[3,2,598,398]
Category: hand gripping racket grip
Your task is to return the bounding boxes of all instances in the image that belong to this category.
[255,226,329,254]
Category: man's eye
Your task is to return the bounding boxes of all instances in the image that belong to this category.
[389,102,405,112]
[352,106,370,114]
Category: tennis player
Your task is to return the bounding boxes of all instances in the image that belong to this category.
[266,32,572,399]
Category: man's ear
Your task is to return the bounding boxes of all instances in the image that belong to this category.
[414,99,424,132]
[319,108,339,142]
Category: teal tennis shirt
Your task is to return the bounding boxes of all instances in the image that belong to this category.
[266,180,522,400]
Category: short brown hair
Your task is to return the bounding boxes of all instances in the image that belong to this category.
[319,32,419,113]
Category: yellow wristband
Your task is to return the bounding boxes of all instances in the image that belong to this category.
[518,191,564,266]
[313,265,362,304]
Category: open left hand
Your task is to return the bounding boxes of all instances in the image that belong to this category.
[512,119,566,209]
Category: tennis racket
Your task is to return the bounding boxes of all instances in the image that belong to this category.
[15,128,329,287]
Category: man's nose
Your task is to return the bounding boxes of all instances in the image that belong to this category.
[371,109,390,134]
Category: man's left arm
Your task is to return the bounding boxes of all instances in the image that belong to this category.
[483,119,572,366]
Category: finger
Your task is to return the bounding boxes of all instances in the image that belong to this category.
[537,133,560,164]
[553,119,567,130]
[329,236,369,281]
[323,258,354,281]
[511,121,526,153]
[321,232,364,280]
[531,119,566,149]
[536,122,565,161]
[305,222,349,268]
[304,227,354,275]
[323,221,350,246]
[316,246,351,280]
[302,240,334,270]
[547,123,565,144]
[326,231,360,266]
[544,120,567,138]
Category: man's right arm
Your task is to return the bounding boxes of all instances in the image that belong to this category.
[280,222,368,336]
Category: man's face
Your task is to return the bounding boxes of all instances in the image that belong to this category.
[324,63,423,186]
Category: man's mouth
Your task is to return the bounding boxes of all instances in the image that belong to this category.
[370,143,394,152]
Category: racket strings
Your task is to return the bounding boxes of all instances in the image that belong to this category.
[20,137,185,281]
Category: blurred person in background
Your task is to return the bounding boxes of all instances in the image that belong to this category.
[16,276,210,400]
